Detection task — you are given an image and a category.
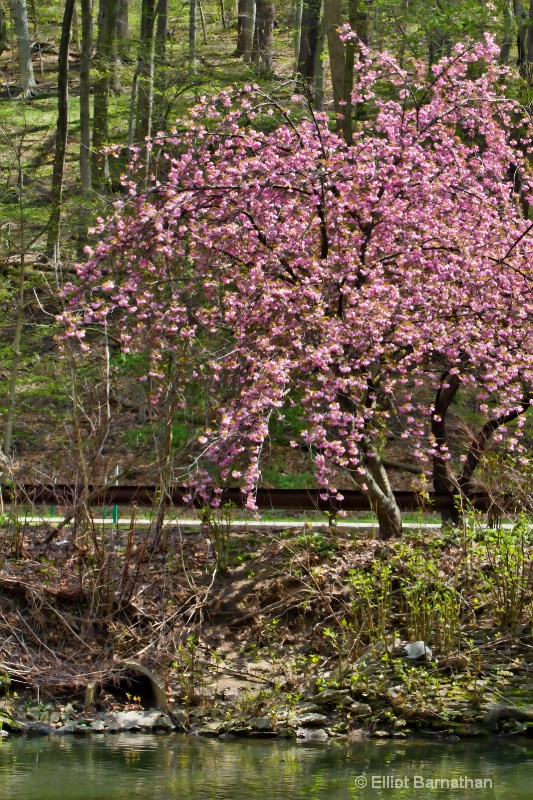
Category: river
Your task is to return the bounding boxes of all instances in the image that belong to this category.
[0,734,530,799]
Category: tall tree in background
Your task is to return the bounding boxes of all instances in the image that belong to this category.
[93,0,120,192]
[80,0,93,203]
[9,0,37,97]
[135,0,157,144]
[252,0,275,75]
[46,0,76,257]
[189,0,196,72]
[323,0,344,122]
[243,0,256,62]
[0,6,7,56]
[297,0,321,82]
[341,0,370,144]
[236,0,246,55]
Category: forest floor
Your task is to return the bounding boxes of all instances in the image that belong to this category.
[0,516,533,740]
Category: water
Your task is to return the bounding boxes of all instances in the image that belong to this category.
[0,734,531,799]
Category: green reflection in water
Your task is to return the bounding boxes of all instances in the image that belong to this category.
[0,734,531,800]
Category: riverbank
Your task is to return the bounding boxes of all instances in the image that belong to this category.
[1,516,533,740]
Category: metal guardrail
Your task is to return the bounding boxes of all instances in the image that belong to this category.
[0,485,491,513]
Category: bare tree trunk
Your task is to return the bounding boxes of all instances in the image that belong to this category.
[314,10,325,109]
[3,253,25,456]
[297,0,321,82]
[293,0,303,73]
[117,0,128,40]
[323,0,344,123]
[155,0,167,54]
[252,0,274,75]
[243,0,255,62]
[0,7,7,56]
[350,454,402,539]
[189,0,196,72]
[153,0,168,129]
[236,0,246,54]
[342,0,370,144]
[220,0,227,31]
[427,0,451,67]
[135,0,157,145]
[431,373,461,524]
[198,0,207,44]
[80,0,92,199]
[46,0,76,257]
[92,0,120,193]
[9,0,37,97]
[500,0,514,64]
[72,3,81,54]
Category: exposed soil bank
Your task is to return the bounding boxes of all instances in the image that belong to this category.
[1,519,533,740]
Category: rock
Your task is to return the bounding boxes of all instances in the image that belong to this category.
[347,729,367,742]
[106,722,121,734]
[249,716,274,732]
[372,729,391,738]
[310,689,353,707]
[154,715,173,731]
[169,709,188,727]
[90,721,105,732]
[111,709,162,731]
[26,708,42,721]
[349,703,372,718]
[49,713,60,724]
[0,730,8,738]
[296,727,328,741]
[198,721,226,737]
[72,724,92,736]
[292,713,328,728]
[405,641,432,661]
[0,716,24,734]
[56,722,77,736]
[26,722,54,737]
[295,702,321,713]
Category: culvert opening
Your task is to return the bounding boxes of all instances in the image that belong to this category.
[98,670,157,709]
[0,678,32,699]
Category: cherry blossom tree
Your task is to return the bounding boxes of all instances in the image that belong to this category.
[60,35,533,539]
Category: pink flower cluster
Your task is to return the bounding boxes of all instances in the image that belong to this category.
[61,37,533,504]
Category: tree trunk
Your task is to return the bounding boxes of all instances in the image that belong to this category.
[431,372,461,524]
[9,0,37,97]
[154,0,168,130]
[0,7,7,57]
[117,0,128,40]
[92,0,120,193]
[236,0,246,54]
[189,0,196,72]
[80,0,92,199]
[251,0,274,75]
[314,10,325,108]
[77,0,93,252]
[297,0,321,82]
[350,454,402,539]
[135,0,157,145]
[342,0,370,144]
[155,0,167,55]
[323,0,344,124]
[526,0,533,79]
[293,0,303,73]
[46,0,76,257]
[3,253,25,457]
[500,0,514,64]
[427,0,451,67]
[243,0,256,62]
